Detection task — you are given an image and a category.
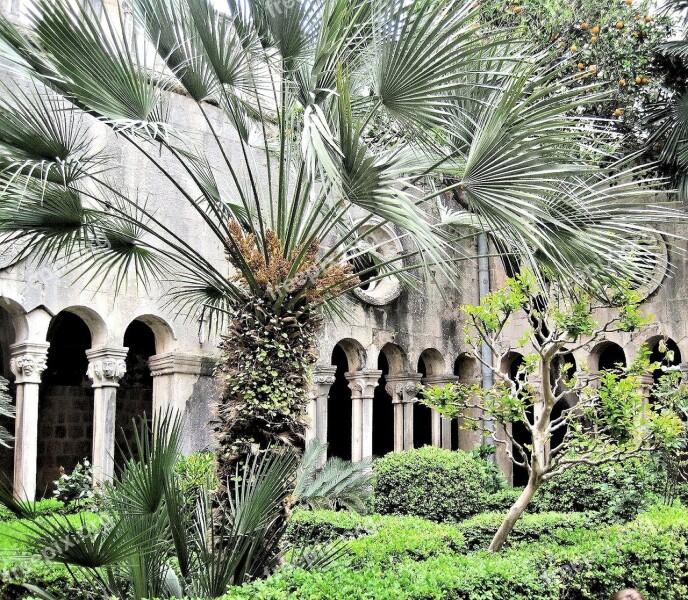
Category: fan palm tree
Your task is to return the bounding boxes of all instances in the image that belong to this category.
[0,0,683,517]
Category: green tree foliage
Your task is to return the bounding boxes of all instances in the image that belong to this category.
[421,271,686,551]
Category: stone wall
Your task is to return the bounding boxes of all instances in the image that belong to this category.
[37,385,94,494]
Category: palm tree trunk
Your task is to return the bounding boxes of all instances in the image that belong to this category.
[214,297,322,510]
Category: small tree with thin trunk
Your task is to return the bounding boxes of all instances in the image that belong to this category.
[422,270,686,552]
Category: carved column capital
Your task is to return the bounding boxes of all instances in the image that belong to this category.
[10,342,49,385]
[86,347,128,389]
[346,370,382,399]
[312,365,337,399]
[386,372,423,403]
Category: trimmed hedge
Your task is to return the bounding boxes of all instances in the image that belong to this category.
[286,509,467,561]
[219,506,688,599]
[373,447,503,522]
[457,511,597,551]
[0,512,100,600]
[0,499,66,523]
[531,458,663,521]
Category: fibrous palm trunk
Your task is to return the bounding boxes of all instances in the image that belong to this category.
[214,297,322,510]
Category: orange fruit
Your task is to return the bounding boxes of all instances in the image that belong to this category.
[642,77,649,84]
[472,21,479,27]
[619,78,626,86]
[626,0,632,4]
[591,35,598,42]
[514,5,523,12]
[635,76,642,84]
[588,64,597,73]
[578,62,585,70]
[571,44,578,51]
[581,22,589,30]
[635,13,643,19]
[615,21,624,29]
[645,15,653,22]
[592,25,600,34]
[614,108,623,116]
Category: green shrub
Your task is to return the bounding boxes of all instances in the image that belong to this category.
[285,509,466,561]
[285,509,377,546]
[53,459,93,505]
[373,447,503,522]
[0,512,99,600]
[482,487,524,513]
[532,457,663,521]
[0,499,66,522]
[175,451,218,494]
[219,506,688,599]
[457,511,597,551]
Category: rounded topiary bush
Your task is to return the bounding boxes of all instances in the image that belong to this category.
[373,447,503,522]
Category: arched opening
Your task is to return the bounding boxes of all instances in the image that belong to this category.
[648,337,681,386]
[327,344,352,460]
[414,352,437,448]
[0,305,17,486]
[503,352,529,487]
[39,311,93,496]
[454,354,480,451]
[372,347,398,457]
[592,342,627,374]
[116,320,156,466]
[550,351,577,452]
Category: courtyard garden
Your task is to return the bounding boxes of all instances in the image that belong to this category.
[1,0,688,597]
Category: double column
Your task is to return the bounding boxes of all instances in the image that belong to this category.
[346,370,381,461]
[386,373,422,451]
[423,375,459,449]
[86,347,127,486]
[10,342,49,501]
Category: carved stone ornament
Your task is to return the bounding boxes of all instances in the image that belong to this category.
[87,358,127,387]
[313,374,336,385]
[10,352,47,384]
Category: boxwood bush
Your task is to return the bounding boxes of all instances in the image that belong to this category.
[373,447,503,522]
[457,511,598,551]
[219,506,688,600]
[531,457,663,521]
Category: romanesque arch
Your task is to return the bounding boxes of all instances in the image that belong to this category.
[502,352,529,486]
[372,343,406,457]
[38,311,94,495]
[589,341,627,373]
[115,320,157,466]
[415,348,445,448]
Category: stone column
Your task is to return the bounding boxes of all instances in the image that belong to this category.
[10,342,49,501]
[456,376,482,452]
[309,366,336,448]
[346,370,381,461]
[86,347,127,486]
[386,373,423,450]
[423,375,459,449]
[148,352,216,454]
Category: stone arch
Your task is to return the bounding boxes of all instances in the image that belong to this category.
[418,348,446,377]
[645,335,682,389]
[379,342,407,374]
[59,306,108,348]
[116,320,157,466]
[38,311,95,495]
[414,348,443,448]
[333,338,367,372]
[454,353,480,383]
[589,341,626,373]
[125,314,175,354]
[372,347,401,457]
[0,296,28,344]
[501,352,530,486]
[327,341,361,460]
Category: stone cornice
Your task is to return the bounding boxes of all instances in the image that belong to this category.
[148,352,216,377]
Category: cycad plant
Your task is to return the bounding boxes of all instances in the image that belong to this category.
[0,412,311,599]
[0,0,683,518]
[292,440,372,513]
